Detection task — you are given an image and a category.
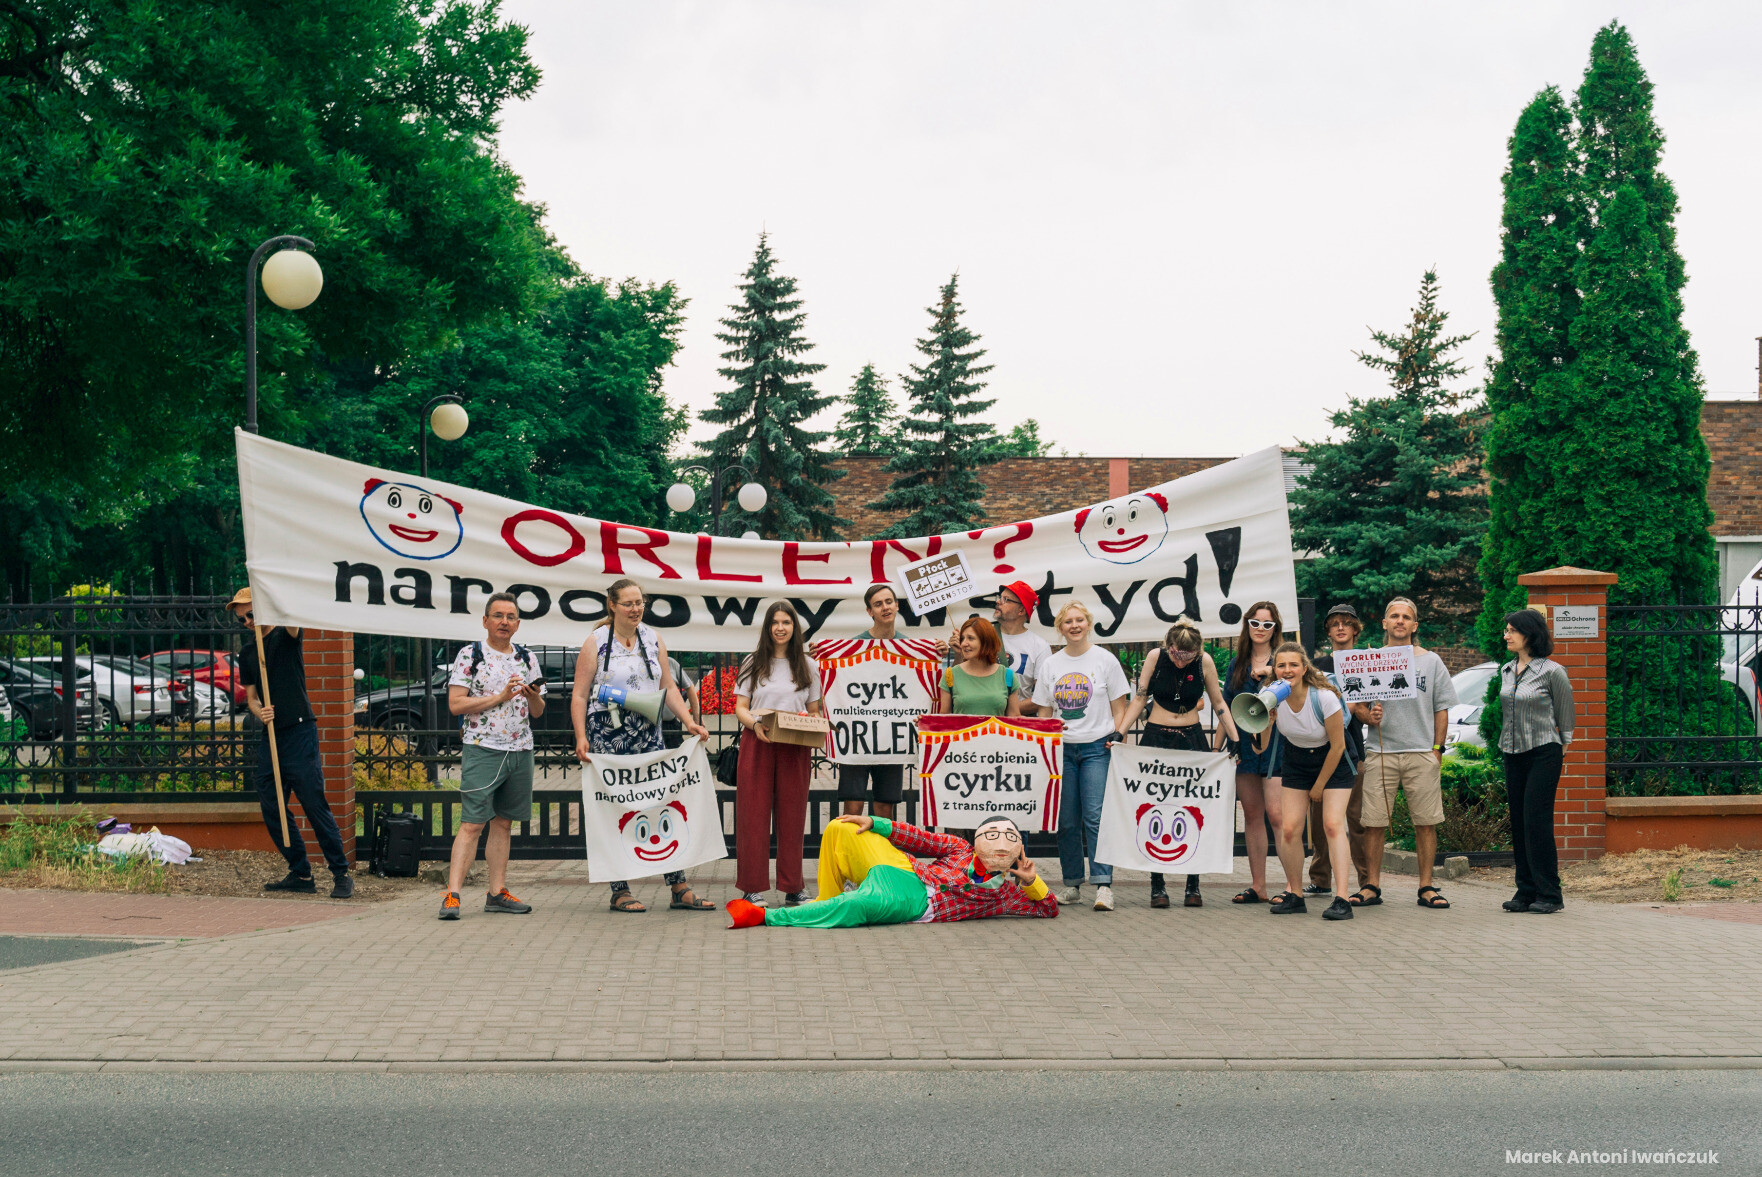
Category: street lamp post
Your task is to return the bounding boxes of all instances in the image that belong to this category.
[419,394,469,477]
[244,235,323,434]
[667,465,768,535]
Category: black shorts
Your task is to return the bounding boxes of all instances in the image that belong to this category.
[1140,722,1209,753]
[1279,741,1355,791]
[837,763,905,805]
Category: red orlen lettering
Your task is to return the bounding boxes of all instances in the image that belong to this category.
[502,509,587,568]
[696,535,761,583]
[783,542,851,586]
[868,537,941,584]
[600,521,681,579]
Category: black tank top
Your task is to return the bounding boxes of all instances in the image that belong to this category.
[1147,650,1206,716]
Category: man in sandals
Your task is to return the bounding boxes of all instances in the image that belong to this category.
[1355,597,1458,911]
[439,593,544,920]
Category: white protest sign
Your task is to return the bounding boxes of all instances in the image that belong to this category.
[917,716,1063,831]
[811,639,940,764]
[895,550,977,615]
[1331,647,1417,703]
[580,737,725,883]
[1095,745,1237,875]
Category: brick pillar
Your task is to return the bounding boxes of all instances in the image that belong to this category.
[1108,457,1129,498]
[303,629,357,866]
[1516,566,1617,861]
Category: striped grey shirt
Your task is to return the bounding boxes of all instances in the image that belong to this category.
[1497,657,1575,754]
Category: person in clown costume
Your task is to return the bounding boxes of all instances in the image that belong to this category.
[725,813,1057,929]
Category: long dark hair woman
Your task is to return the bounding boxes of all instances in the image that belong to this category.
[572,578,711,914]
[1119,619,1239,909]
[732,601,824,909]
[1498,609,1575,915]
[1221,600,1284,904]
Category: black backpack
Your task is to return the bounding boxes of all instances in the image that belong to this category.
[370,812,422,878]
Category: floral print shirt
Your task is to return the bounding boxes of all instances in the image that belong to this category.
[449,643,545,752]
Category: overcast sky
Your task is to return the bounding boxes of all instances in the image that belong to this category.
[496,1,1762,458]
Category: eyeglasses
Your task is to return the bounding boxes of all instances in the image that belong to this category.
[975,827,1021,844]
[1245,619,1277,631]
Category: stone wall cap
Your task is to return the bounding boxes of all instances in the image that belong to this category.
[1516,566,1620,587]
[1605,795,1762,817]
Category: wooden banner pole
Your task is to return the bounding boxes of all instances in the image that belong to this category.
[254,624,291,846]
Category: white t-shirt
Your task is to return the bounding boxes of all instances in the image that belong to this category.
[1032,646,1130,743]
[999,629,1052,701]
[448,643,545,752]
[740,656,824,714]
[1275,685,1342,749]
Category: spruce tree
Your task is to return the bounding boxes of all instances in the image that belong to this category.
[868,275,999,538]
[700,234,847,540]
[1475,86,1582,655]
[832,363,899,456]
[1289,270,1485,629]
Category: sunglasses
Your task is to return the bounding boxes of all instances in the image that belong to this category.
[1245,619,1277,631]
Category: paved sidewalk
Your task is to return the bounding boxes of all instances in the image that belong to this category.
[3,859,1759,1066]
[0,890,362,939]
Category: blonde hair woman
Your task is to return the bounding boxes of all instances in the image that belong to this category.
[1030,602,1131,911]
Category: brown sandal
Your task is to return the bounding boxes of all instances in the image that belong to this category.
[610,890,646,913]
[670,885,715,911]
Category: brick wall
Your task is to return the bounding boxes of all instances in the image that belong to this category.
[1701,400,1762,537]
[304,629,357,866]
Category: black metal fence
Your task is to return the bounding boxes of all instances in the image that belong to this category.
[1606,599,1762,795]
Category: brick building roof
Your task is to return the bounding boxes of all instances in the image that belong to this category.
[1701,400,1762,536]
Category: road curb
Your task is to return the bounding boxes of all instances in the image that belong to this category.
[3,1056,1759,1075]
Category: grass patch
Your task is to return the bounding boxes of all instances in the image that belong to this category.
[0,808,169,893]
[1476,846,1762,904]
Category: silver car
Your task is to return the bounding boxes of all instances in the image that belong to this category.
[1444,661,1497,750]
[21,655,183,725]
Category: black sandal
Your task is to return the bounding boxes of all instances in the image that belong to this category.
[670,885,715,911]
[610,890,646,913]
[1232,886,1267,904]
[1269,891,1308,914]
[1417,885,1451,909]
[1347,884,1383,907]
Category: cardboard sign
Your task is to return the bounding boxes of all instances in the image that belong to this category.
[894,550,978,615]
[811,639,941,764]
[1095,746,1237,874]
[580,737,725,883]
[1331,647,1417,702]
[756,710,829,748]
[917,715,1063,831]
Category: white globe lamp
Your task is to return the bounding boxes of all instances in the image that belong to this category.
[260,249,324,310]
[430,401,469,441]
[736,482,767,513]
[741,530,760,541]
[665,482,697,514]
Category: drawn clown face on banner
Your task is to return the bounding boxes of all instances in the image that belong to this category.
[1074,492,1169,565]
[619,801,688,864]
[359,479,464,560]
[1135,802,1203,866]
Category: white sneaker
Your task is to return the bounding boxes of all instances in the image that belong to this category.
[1093,885,1115,911]
[1057,885,1083,905]
[742,891,768,908]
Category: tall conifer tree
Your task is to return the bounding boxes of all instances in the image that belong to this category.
[833,363,899,456]
[868,275,998,538]
[700,234,846,540]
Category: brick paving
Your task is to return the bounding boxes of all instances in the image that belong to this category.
[0,891,361,939]
[2,860,1759,1065]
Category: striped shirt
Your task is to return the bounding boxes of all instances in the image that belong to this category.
[1497,657,1575,754]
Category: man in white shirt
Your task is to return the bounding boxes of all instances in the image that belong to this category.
[439,593,546,920]
[1356,597,1459,910]
[994,580,1049,717]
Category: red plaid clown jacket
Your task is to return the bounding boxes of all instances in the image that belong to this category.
[876,819,1059,922]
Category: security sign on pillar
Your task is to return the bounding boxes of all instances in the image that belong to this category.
[1516,566,1618,862]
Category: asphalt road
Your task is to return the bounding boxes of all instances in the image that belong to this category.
[0,935,148,971]
[0,1068,1753,1176]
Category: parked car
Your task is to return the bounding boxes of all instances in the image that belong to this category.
[21,655,186,725]
[0,657,96,739]
[145,649,247,708]
[1443,661,1497,750]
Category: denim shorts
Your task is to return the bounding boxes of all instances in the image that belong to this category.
[1234,736,1276,777]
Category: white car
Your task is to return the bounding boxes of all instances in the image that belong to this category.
[1720,555,1762,734]
[1443,661,1497,750]
[21,655,183,725]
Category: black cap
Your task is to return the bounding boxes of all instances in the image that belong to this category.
[1324,603,1360,622]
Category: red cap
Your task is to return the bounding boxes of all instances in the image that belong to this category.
[999,580,1039,617]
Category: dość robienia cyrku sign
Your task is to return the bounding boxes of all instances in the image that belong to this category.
[236,429,1298,651]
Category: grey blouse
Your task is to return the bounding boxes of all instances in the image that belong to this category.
[1497,657,1575,754]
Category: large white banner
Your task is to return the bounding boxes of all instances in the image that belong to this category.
[1096,746,1237,875]
[811,639,940,765]
[237,428,1297,650]
[580,737,725,883]
[917,716,1063,831]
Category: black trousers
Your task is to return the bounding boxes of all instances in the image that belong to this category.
[1141,722,1206,894]
[1503,742,1564,905]
[254,719,350,877]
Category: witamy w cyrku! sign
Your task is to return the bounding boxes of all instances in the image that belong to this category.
[1095,746,1236,874]
[236,428,1297,650]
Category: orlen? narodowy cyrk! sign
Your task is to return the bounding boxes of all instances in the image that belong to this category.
[917,715,1063,831]
[811,639,940,766]
[235,429,1298,651]
[580,737,726,883]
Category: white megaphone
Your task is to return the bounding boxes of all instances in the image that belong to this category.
[595,683,666,729]
[1229,678,1291,735]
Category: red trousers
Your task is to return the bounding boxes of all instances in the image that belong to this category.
[735,730,813,894]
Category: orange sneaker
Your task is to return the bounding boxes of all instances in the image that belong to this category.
[484,888,532,914]
[438,892,461,920]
